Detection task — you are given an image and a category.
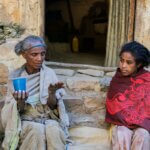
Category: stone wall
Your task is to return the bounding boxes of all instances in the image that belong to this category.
[135,0,150,49]
[0,0,44,36]
[0,35,27,71]
[0,64,8,100]
[0,64,8,145]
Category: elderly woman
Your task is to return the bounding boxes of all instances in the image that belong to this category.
[105,41,150,150]
[1,35,68,150]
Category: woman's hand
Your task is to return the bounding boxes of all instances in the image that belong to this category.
[13,91,28,113]
[47,82,64,109]
[48,82,64,94]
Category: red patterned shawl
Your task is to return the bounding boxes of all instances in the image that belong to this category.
[105,68,150,132]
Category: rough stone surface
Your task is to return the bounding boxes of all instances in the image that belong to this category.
[64,98,83,112]
[69,114,98,127]
[54,69,75,77]
[0,63,9,84]
[63,93,108,128]
[69,126,110,150]
[0,85,7,98]
[0,0,44,36]
[64,97,102,127]
[0,63,8,103]
[0,23,24,44]
[66,77,100,92]
[83,96,105,113]
[77,69,104,77]
[57,75,68,83]
[74,74,100,81]
[135,0,150,49]
[105,71,116,77]
[0,37,26,71]
[100,77,112,87]
[0,101,4,133]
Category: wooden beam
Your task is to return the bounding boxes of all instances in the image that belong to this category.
[66,0,75,32]
[39,0,45,36]
[128,0,136,41]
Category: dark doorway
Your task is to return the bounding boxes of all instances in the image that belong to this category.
[45,0,108,66]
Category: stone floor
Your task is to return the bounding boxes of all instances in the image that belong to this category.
[45,42,105,66]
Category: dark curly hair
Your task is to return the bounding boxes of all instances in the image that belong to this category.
[120,41,150,68]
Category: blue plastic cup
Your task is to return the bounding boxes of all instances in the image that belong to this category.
[12,77,26,91]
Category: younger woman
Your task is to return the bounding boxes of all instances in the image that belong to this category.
[105,41,150,150]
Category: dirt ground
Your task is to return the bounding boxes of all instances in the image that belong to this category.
[45,42,105,66]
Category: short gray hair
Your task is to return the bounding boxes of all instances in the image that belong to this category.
[15,35,46,55]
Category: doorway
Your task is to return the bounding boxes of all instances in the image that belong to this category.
[44,0,109,66]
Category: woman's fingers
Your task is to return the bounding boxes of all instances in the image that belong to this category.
[22,91,26,99]
[13,91,18,100]
[48,82,64,94]
[18,90,22,100]
[55,82,64,89]
[13,91,28,101]
[25,92,29,99]
[57,82,64,88]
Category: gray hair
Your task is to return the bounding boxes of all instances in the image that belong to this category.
[15,35,46,55]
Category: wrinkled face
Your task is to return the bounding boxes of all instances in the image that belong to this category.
[119,52,138,76]
[22,47,46,72]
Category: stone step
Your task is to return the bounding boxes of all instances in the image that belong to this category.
[54,69,75,77]
[68,126,110,150]
[68,144,110,150]
[77,69,104,77]
[66,77,100,92]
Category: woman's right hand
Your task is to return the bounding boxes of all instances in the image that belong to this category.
[13,91,28,113]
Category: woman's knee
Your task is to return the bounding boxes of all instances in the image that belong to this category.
[45,119,59,127]
[134,128,150,139]
[21,121,45,137]
[117,126,132,136]
[114,126,133,143]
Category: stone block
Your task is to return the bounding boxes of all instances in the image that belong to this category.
[105,71,116,77]
[69,126,111,150]
[0,85,7,97]
[63,95,108,128]
[66,77,100,92]
[0,63,8,84]
[64,98,85,115]
[69,113,99,127]
[57,75,68,84]
[99,77,112,87]
[54,69,75,77]
[77,69,104,77]
[0,37,26,71]
[83,96,105,113]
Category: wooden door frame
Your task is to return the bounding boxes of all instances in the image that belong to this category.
[127,0,136,41]
[105,0,136,67]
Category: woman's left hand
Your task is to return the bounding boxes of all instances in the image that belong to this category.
[47,82,64,109]
[48,82,64,94]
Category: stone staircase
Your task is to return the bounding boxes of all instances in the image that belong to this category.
[48,62,115,149]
